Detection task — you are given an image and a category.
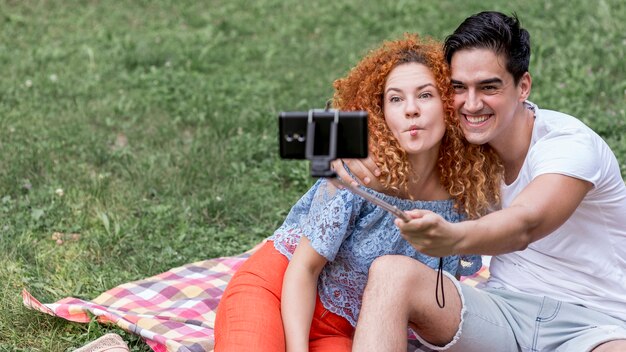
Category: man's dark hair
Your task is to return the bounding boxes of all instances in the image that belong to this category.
[444,11,531,83]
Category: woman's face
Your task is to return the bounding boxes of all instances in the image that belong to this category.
[383,62,446,156]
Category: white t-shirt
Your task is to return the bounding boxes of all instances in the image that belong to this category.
[485,102,626,321]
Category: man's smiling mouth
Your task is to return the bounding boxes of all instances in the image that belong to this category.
[464,114,491,124]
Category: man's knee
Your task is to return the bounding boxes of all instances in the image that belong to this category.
[370,255,417,278]
[592,339,626,351]
[369,255,405,275]
[368,255,432,291]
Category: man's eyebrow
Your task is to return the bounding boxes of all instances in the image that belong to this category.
[478,78,503,85]
[450,78,503,85]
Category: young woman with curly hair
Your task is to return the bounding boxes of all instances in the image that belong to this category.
[214,34,502,352]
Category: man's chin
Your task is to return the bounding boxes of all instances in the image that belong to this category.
[462,131,491,145]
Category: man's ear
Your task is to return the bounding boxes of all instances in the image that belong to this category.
[518,72,532,102]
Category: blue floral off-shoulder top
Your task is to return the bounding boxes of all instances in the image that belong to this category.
[268,178,481,327]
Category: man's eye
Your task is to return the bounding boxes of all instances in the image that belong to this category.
[452,85,465,92]
[482,85,497,91]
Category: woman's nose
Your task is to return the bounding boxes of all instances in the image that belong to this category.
[405,99,420,117]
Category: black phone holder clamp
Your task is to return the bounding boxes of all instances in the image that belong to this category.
[305,108,338,178]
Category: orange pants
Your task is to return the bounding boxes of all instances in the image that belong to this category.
[214,241,354,351]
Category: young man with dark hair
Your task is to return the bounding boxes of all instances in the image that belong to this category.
[338,11,626,352]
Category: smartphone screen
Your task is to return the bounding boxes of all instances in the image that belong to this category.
[279,110,368,159]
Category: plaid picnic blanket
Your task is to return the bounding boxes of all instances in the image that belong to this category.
[22,244,490,352]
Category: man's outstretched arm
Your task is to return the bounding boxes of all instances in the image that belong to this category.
[396,173,593,257]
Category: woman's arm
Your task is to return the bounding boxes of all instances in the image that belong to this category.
[282,236,328,352]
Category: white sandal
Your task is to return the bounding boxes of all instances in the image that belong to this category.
[73,333,130,352]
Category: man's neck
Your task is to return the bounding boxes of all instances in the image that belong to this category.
[492,104,535,185]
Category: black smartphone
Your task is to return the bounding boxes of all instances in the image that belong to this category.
[278,109,410,222]
[278,110,368,159]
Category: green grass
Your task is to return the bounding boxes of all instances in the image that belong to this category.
[0,0,624,350]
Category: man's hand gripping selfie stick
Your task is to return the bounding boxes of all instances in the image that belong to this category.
[302,109,411,223]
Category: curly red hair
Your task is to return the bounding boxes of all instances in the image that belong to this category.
[332,34,502,219]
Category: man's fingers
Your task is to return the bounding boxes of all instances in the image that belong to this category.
[395,210,438,234]
[343,157,388,191]
[332,159,356,188]
[343,159,372,185]
[404,209,428,219]
[361,156,381,177]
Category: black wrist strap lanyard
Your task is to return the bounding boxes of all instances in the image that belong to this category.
[436,257,445,308]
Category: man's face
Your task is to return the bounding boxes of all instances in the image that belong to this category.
[450,48,530,146]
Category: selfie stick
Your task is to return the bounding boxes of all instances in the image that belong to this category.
[305,109,339,178]
[304,108,411,223]
[330,178,412,223]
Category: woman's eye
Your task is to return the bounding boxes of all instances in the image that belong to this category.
[389,96,401,103]
[418,92,433,99]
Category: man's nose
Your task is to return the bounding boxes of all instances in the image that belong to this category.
[464,89,483,112]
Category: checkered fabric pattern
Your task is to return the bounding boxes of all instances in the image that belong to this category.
[23,244,490,352]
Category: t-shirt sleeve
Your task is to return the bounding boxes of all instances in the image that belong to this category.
[528,129,602,186]
[301,179,362,261]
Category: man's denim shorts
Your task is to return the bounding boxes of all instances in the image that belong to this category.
[417,273,626,352]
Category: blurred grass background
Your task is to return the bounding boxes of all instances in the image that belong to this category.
[0,0,624,350]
